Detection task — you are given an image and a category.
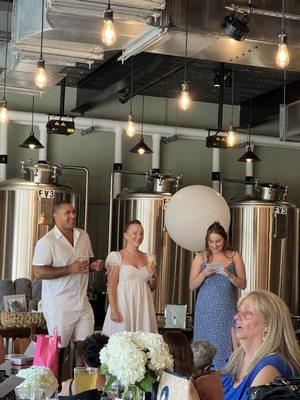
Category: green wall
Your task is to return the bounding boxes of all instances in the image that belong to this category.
[3,86,300,260]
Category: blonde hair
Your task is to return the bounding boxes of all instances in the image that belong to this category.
[224,290,300,378]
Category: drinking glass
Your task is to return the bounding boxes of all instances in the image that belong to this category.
[147,254,157,280]
[74,367,98,393]
[15,388,44,400]
[78,255,89,272]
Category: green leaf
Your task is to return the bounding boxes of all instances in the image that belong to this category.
[100,364,109,375]
[103,374,117,394]
[136,370,156,392]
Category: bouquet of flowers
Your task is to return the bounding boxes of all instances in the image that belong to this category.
[16,366,58,398]
[100,332,173,399]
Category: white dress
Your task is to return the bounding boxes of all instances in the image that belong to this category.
[102,251,158,336]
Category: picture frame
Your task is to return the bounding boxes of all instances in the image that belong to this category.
[3,294,27,312]
[164,304,187,329]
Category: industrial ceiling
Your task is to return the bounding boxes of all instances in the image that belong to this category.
[1,0,300,129]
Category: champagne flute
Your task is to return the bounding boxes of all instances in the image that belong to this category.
[147,254,157,280]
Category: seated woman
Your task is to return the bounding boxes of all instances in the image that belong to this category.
[222,290,300,400]
[59,334,109,398]
[163,331,195,377]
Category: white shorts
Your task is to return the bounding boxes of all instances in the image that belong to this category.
[44,305,94,348]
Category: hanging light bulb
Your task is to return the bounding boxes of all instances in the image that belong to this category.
[178,0,191,111]
[35,0,47,89]
[276,33,289,68]
[179,83,191,111]
[101,2,116,47]
[126,113,135,137]
[35,59,47,89]
[226,124,237,147]
[0,99,9,124]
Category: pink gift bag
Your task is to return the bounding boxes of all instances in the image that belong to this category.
[33,328,61,378]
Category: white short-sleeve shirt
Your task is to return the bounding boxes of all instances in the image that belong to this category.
[32,225,94,312]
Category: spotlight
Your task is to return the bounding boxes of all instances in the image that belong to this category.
[221,9,251,42]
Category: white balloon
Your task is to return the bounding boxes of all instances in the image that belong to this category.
[165,185,231,252]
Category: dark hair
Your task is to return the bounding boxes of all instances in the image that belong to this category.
[191,340,217,372]
[53,201,73,214]
[82,334,109,368]
[163,331,195,377]
[123,219,142,233]
[205,221,231,262]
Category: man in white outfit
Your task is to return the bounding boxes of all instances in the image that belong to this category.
[32,201,103,380]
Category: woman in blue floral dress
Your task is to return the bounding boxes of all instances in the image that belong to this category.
[189,222,246,370]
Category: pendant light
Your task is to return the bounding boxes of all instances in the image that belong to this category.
[125,57,135,137]
[0,0,10,125]
[179,0,191,111]
[276,0,290,69]
[226,66,237,147]
[238,69,260,163]
[35,0,47,89]
[101,1,116,47]
[129,96,152,155]
[20,97,44,149]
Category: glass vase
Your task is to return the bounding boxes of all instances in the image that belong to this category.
[122,385,145,400]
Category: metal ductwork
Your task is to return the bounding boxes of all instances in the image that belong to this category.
[0,0,166,93]
[1,0,300,103]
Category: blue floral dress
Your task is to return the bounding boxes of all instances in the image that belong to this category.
[193,253,238,370]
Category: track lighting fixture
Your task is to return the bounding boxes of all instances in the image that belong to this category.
[276,0,289,69]
[0,0,10,124]
[221,3,251,42]
[102,1,116,47]
[19,97,44,149]
[179,0,191,111]
[35,0,47,89]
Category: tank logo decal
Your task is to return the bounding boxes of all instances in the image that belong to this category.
[38,189,55,199]
[274,206,287,215]
[0,155,8,164]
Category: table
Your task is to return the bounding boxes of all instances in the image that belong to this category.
[0,327,47,353]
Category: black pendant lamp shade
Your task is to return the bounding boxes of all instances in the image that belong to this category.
[129,95,152,155]
[19,132,44,149]
[19,96,44,149]
[238,145,260,162]
[129,136,153,154]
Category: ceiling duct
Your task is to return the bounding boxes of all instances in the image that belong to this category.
[0,0,166,94]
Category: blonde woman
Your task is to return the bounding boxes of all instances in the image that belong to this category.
[222,290,300,400]
[102,219,158,336]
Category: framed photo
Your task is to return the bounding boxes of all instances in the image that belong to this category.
[164,304,187,329]
[3,294,27,312]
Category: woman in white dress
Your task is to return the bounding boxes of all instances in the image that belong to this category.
[102,219,158,336]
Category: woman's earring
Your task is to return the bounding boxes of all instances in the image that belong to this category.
[262,331,267,341]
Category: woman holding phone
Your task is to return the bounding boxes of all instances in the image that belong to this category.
[102,219,158,336]
[189,221,246,370]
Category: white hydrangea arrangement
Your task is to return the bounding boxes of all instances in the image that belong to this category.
[100,332,173,398]
[16,366,58,397]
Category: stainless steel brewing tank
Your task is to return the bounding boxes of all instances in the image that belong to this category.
[230,199,299,315]
[0,166,77,280]
[112,189,194,317]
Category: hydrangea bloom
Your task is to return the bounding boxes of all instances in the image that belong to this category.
[100,331,173,397]
[16,366,58,397]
